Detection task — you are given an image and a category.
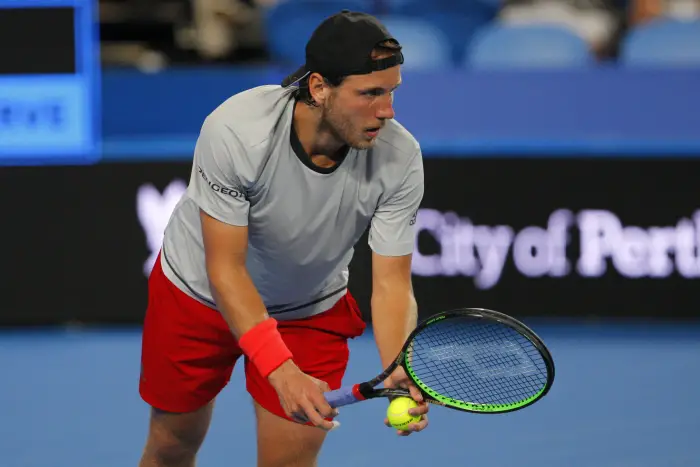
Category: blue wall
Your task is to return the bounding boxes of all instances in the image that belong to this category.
[101,66,700,160]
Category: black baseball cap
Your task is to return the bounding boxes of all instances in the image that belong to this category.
[282,10,404,87]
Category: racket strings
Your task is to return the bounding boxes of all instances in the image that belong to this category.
[406,318,548,406]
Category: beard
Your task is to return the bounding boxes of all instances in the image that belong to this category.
[320,97,376,150]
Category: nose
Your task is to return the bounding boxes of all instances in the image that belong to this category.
[375,93,395,120]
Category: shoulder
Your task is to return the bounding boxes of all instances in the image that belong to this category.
[374,118,421,159]
[197,85,295,181]
[368,119,423,185]
[201,84,294,151]
[357,119,423,203]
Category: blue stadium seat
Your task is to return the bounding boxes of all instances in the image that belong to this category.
[382,0,499,16]
[384,0,498,63]
[465,24,593,70]
[378,17,452,70]
[264,1,370,65]
[620,18,700,67]
[264,3,452,70]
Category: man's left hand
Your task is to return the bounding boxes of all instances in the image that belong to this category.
[382,366,430,436]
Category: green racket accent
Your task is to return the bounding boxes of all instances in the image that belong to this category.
[396,309,554,414]
[424,314,447,326]
[404,356,548,413]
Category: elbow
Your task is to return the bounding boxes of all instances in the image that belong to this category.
[371,284,415,306]
[205,258,246,294]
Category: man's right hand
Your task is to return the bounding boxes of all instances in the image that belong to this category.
[267,360,338,431]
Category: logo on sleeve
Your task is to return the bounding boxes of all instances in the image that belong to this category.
[409,210,417,226]
[197,165,246,199]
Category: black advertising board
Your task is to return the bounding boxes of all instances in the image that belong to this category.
[0,162,190,326]
[1,157,699,326]
[404,158,700,322]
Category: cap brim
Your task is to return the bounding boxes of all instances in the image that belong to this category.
[282,65,309,87]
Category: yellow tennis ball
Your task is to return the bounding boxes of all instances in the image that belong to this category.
[386,397,421,430]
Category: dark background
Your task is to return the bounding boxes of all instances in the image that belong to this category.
[3,157,697,326]
[0,8,76,75]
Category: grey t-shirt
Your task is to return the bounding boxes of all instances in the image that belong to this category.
[160,85,424,320]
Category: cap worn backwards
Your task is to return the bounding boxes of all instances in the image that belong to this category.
[282,10,404,87]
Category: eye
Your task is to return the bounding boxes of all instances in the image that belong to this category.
[361,89,384,97]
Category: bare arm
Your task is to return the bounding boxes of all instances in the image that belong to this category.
[367,149,423,366]
[371,251,429,435]
[370,251,418,368]
[366,147,428,434]
[200,209,268,338]
[199,209,337,429]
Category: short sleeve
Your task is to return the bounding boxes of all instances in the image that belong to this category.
[368,149,424,256]
[187,120,250,226]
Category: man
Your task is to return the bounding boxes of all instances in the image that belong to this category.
[138,10,429,467]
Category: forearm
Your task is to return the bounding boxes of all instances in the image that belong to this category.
[208,264,270,339]
[199,211,292,380]
[209,264,295,379]
[371,289,418,368]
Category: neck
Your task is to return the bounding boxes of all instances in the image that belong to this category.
[293,101,347,168]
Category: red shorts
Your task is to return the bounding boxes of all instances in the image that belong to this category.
[139,254,366,420]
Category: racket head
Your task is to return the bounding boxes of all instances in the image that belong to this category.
[398,308,555,414]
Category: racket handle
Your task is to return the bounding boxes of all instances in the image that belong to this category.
[325,385,363,408]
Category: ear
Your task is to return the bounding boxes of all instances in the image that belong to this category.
[308,73,331,105]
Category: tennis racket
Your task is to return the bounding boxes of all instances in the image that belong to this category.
[324,308,555,414]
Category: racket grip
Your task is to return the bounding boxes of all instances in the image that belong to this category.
[325,385,362,408]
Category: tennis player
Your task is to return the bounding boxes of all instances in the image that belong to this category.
[138,10,429,467]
